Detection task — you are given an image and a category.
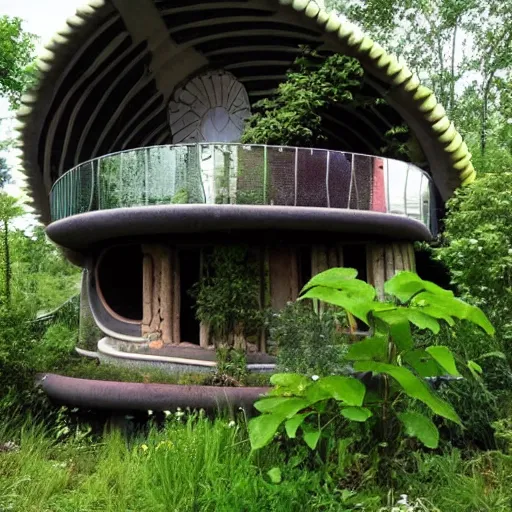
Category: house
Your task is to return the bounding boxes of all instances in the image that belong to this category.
[17,0,474,377]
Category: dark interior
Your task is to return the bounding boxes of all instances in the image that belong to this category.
[180,249,201,344]
[97,244,143,321]
[343,243,367,283]
[298,246,313,290]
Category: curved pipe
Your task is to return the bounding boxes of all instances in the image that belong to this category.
[36,373,270,412]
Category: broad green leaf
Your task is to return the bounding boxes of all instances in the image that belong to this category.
[300,286,373,323]
[413,304,455,326]
[467,360,483,379]
[346,335,388,362]
[270,373,310,394]
[301,267,358,293]
[304,382,332,403]
[341,406,373,422]
[384,271,454,303]
[403,349,442,378]
[248,414,285,450]
[426,346,460,376]
[353,361,461,424]
[254,397,310,418]
[411,292,494,335]
[398,411,439,449]
[317,376,366,406]
[374,309,413,351]
[403,309,440,333]
[285,413,312,438]
[267,467,282,484]
[302,424,321,450]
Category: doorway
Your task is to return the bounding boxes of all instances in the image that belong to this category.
[179,249,201,344]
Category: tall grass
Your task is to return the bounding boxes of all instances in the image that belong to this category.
[3,415,512,511]
[0,416,355,512]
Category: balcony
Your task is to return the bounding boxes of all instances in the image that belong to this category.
[50,144,434,232]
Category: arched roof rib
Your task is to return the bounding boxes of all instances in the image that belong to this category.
[16,0,474,224]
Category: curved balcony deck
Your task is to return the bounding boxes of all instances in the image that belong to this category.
[50,143,435,232]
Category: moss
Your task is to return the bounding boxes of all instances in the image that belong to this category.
[55,358,271,387]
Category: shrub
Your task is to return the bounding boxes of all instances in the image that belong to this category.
[249,269,493,458]
[191,245,263,347]
[270,301,349,376]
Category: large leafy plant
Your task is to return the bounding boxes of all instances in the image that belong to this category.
[248,269,494,451]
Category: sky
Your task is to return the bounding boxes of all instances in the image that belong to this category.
[0,0,83,230]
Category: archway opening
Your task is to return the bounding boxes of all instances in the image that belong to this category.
[97,245,143,321]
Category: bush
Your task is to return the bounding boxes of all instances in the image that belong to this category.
[437,173,512,347]
[270,301,349,376]
[31,323,77,371]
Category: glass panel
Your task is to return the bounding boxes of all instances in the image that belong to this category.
[49,144,433,230]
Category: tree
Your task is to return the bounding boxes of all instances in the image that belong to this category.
[329,0,480,114]
[0,192,23,304]
[0,157,11,189]
[0,16,37,109]
[328,0,512,172]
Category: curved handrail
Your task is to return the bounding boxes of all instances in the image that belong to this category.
[50,143,434,232]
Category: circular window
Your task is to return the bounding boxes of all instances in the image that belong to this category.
[96,245,143,321]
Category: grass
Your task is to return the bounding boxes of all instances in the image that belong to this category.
[53,357,272,388]
[2,414,512,512]
[0,416,369,512]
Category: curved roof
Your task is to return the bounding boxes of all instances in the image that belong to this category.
[16,0,475,224]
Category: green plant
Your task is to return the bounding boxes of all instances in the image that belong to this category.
[437,173,512,341]
[271,301,349,376]
[248,269,493,452]
[31,323,77,370]
[208,346,248,386]
[241,51,364,147]
[190,246,263,348]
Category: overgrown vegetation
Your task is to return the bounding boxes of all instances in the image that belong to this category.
[271,301,349,376]
[191,246,264,349]
[241,52,364,147]
[0,4,512,511]
[249,270,492,457]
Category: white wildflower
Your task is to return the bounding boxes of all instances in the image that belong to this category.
[311,375,320,381]
[228,420,236,428]
[147,410,153,416]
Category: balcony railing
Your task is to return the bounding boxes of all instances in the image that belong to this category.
[50,144,434,230]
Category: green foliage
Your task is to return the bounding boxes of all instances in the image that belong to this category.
[30,323,76,370]
[0,417,382,511]
[248,269,493,452]
[330,0,512,166]
[209,346,248,386]
[191,246,263,346]
[270,301,348,376]
[0,16,37,109]
[241,51,364,146]
[437,173,512,332]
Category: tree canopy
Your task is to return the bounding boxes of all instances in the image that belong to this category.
[0,16,37,110]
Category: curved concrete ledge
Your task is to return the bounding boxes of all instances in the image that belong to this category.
[75,347,99,359]
[46,204,432,251]
[36,373,270,412]
[99,336,216,368]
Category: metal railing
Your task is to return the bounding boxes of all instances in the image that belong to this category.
[50,143,434,230]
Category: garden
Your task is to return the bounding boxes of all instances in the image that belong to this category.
[1,1,512,510]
